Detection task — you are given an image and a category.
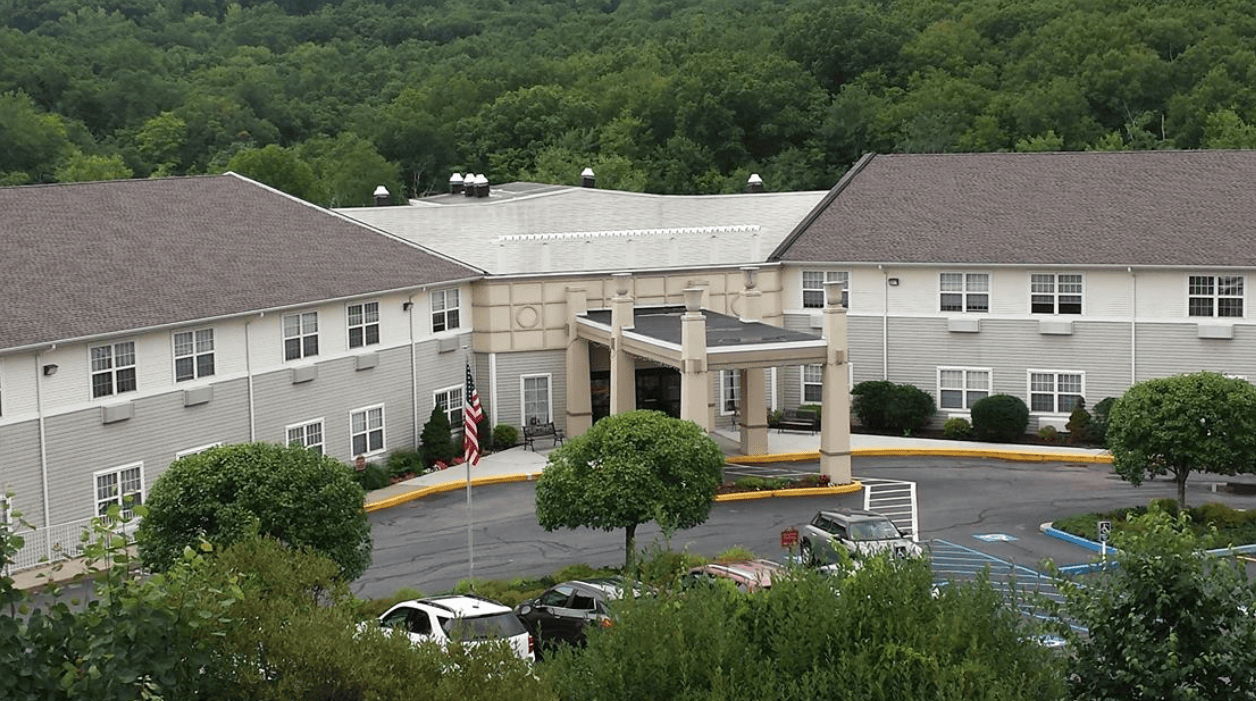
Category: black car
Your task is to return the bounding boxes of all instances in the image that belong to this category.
[514,577,635,655]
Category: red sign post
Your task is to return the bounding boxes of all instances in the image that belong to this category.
[780,527,799,549]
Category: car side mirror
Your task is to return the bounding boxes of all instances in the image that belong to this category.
[518,604,533,616]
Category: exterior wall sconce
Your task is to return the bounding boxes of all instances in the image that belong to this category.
[402,301,413,311]
[43,364,58,376]
[888,278,901,286]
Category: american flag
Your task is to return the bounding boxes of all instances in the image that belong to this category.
[463,362,483,466]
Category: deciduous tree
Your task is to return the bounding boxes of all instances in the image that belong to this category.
[535,410,724,569]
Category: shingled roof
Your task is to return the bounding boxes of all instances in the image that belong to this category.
[771,150,1256,267]
[0,174,481,351]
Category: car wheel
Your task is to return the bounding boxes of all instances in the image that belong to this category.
[800,540,814,566]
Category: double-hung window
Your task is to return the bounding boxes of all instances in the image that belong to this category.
[720,370,741,415]
[1029,371,1084,413]
[350,406,384,457]
[522,375,552,426]
[802,365,824,403]
[802,271,849,308]
[938,367,990,410]
[91,341,137,398]
[95,463,143,517]
[1030,274,1082,314]
[1188,275,1244,317]
[284,312,319,360]
[940,273,989,312]
[286,419,325,455]
[435,386,464,429]
[173,329,215,382]
[432,289,460,332]
[348,301,380,348]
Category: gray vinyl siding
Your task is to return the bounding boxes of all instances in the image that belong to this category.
[492,350,567,433]
[40,378,251,526]
[1134,323,1256,382]
[414,333,476,439]
[0,419,44,529]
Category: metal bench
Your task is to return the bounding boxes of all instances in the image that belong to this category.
[523,421,565,450]
[777,409,819,434]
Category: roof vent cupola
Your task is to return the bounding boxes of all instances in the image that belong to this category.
[373,185,390,206]
[747,173,764,193]
[580,167,596,189]
[449,173,464,195]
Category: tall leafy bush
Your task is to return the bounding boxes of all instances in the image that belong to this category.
[970,394,1030,442]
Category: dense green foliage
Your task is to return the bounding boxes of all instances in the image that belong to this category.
[1107,371,1256,507]
[493,423,520,448]
[419,404,457,467]
[535,410,725,568]
[971,393,1030,442]
[942,416,973,439]
[136,442,372,580]
[6,0,1256,200]
[852,380,936,434]
[1051,508,1256,701]
[543,555,1064,701]
[1054,499,1256,547]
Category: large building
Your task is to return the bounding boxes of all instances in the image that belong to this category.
[770,150,1256,431]
[0,174,480,568]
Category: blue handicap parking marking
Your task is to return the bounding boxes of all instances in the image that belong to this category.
[973,533,1018,542]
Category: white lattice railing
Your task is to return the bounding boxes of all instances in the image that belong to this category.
[6,517,96,573]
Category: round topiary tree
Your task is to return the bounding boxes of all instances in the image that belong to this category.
[885,384,936,434]
[136,442,371,581]
[419,405,456,467]
[970,394,1030,443]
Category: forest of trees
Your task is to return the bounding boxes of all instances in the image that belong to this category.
[5,0,1256,205]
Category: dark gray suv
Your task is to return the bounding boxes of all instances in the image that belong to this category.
[798,508,922,567]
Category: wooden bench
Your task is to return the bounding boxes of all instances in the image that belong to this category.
[523,421,565,450]
[777,409,819,434]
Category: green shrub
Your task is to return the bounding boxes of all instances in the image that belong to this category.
[1192,502,1247,530]
[353,462,390,491]
[713,546,758,563]
[797,403,822,420]
[1037,425,1061,443]
[970,394,1030,443]
[385,448,425,478]
[767,409,782,427]
[1092,396,1117,446]
[851,380,896,430]
[1066,399,1094,444]
[419,406,456,467]
[492,423,519,448]
[942,417,973,440]
[735,476,770,491]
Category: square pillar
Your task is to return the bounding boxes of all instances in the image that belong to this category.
[821,281,852,484]
[680,288,711,431]
[610,273,636,415]
[566,287,593,438]
[738,367,768,455]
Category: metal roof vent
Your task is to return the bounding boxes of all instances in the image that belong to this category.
[580,167,596,188]
[747,173,764,193]
[373,185,390,206]
[449,173,464,195]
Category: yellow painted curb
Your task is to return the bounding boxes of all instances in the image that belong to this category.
[728,447,1112,465]
[364,472,542,512]
[714,481,863,502]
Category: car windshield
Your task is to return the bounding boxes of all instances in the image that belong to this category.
[850,519,901,541]
[442,612,528,641]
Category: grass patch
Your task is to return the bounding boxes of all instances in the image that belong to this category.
[1054,499,1256,548]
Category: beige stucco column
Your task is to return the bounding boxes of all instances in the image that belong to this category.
[821,281,853,484]
[565,286,593,438]
[610,273,637,415]
[680,288,711,431]
[739,367,768,455]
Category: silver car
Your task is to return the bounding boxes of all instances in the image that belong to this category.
[798,508,922,566]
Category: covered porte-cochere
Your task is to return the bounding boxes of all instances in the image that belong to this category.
[564,274,854,484]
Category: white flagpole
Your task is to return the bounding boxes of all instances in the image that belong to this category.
[464,352,475,587]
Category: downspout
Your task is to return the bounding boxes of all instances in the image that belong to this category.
[406,296,418,447]
[489,352,499,427]
[880,265,889,380]
[1128,267,1137,385]
[245,313,263,441]
[35,344,54,557]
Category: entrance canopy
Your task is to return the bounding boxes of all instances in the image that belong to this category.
[576,305,827,371]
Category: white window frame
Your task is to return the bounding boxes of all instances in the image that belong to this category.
[1030,273,1083,315]
[937,367,991,411]
[521,374,553,426]
[802,270,849,309]
[1188,274,1244,318]
[720,370,741,416]
[1028,370,1085,414]
[175,442,222,459]
[347,301,380,349]
[286,419,325,455]
[90,340,137,398]
[350,406,385,458]
[173,327,215,382]
[94,462,144,519]
[283,311,319,361]
[434,385,464,431]
[939,272,990,313]
[801,365,824,404]
[432,288,461,333]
